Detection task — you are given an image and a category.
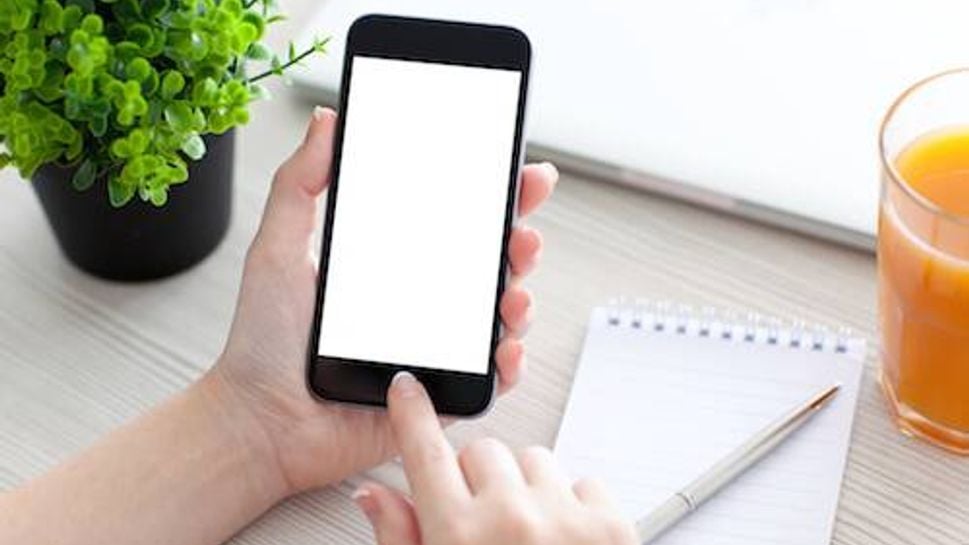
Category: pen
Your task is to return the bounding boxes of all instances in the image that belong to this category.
[635,383,841,544]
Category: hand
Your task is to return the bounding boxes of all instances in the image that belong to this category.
[352,372,637,545]
[209,107,558,494]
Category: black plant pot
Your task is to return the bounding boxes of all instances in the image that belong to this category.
[32,131,234,282]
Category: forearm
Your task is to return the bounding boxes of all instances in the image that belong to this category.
[0,371,289,545]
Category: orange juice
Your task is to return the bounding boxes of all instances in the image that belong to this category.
[879,127,969,453]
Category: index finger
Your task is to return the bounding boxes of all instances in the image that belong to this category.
[387,372,471,512]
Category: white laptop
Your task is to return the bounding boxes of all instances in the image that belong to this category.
[291,0,969,250]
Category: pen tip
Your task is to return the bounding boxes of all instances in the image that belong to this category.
[813,383,841,408]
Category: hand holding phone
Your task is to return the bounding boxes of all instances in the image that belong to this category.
[307,15,533,415]
[215,104,554,492]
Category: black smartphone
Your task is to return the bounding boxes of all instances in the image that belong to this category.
[305,15,531,416]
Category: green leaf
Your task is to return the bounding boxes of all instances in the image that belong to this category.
[148,186,168,206]
[246,43,271,60]
[126,24,153,48]
[71,159,97,191]
[142,27,166,58]
[61,5,83,30]
[180,133,206,160]
[39,0,66,34]
[142,0,170,19]
[191,77,218,105]
[90,115,108,137]
[313,35,331,53]
[112,0,142,22]
[160,71,185,99]
[66,134,83,160]
[241,11,266,40]
[108,177,135,207]
[164,102,194,132]
[65,0,95,13]
[141,69,160,95]
[169,161,188,185]
[114,41,140,61]
[248,83,270,101]
[189,32,208,60]
[0,0,315,207]
[125,57,152,81]
[80,14,102,34]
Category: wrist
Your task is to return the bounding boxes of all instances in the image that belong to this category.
[195,367,294,502]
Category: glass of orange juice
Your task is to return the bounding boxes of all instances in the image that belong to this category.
[879,68,969,454]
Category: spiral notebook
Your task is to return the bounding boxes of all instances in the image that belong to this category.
[555,303,866,545]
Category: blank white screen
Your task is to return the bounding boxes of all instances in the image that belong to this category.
[317,56,522,374]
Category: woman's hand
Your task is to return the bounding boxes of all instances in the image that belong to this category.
[0,106,557,545]
[210,107,558,495]
[352,372,638,545]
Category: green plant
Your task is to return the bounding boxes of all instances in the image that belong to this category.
[0,0,326,206]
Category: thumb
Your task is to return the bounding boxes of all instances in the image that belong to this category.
[353,482,422,545]
[254,106,336,253]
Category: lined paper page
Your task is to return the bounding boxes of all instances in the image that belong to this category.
[555,307,865,545]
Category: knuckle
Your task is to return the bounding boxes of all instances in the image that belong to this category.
[244,240,269,268]
[520,445,553,462]
[245,240,285,270]
[573,476,591,493]
[272,161,293,189]
[462,436,504,460]
[517,445,553,472]
[477,436,506,452]
[575,476,603,491]
[563,518,598,543]
[414,439,452,469]
[559,513,594,540]
[601,513,637,544]
[458,437,509,475]
[439,518,475,545]
[456,443,473,467]
[498,501,542,543]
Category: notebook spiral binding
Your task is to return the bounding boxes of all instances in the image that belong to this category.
[603,298,854,354]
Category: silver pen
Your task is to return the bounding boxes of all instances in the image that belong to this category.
[635,383,841,544]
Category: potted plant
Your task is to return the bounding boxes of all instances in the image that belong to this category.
[0,0,326,280]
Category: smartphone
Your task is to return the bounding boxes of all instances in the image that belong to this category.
[305,15,531,416]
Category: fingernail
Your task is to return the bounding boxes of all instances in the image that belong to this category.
[521,224,540,245]
[391,371,422,398]
[352,487,379,520]
[312,105,328,121]
[541,161,559,182]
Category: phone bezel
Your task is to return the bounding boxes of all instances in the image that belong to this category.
[305,14,531,416]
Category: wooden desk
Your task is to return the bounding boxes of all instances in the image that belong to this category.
[2,4,968,542]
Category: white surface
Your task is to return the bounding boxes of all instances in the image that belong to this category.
[293,0,969,241]
[318,57,521,374]
[555,306,864,545]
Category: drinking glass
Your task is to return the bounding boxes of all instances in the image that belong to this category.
[878,68,969,454]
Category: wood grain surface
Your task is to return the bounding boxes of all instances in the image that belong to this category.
[2,2,968,543]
